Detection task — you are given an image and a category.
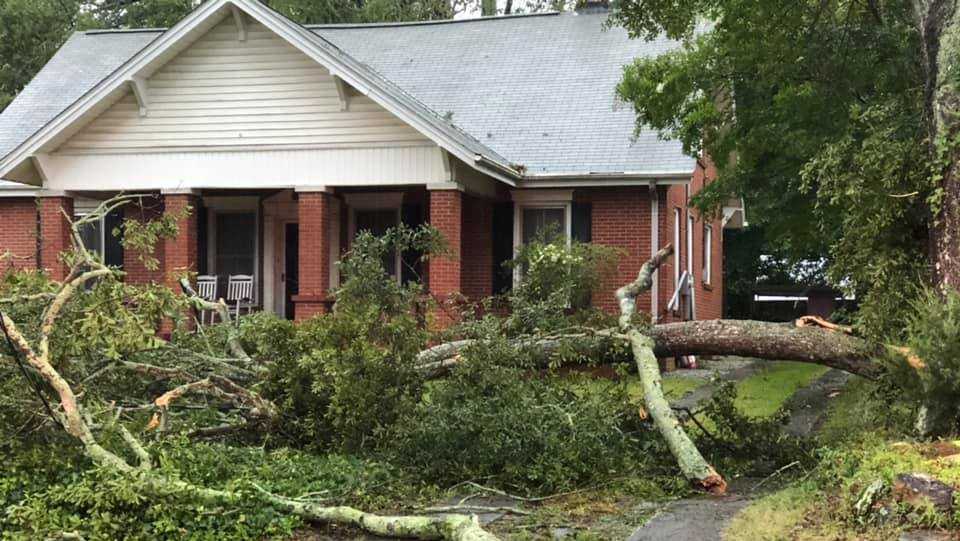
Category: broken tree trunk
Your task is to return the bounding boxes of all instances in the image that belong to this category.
[616,244,727,494]
[647,320,885,379]
[417,321,884,380]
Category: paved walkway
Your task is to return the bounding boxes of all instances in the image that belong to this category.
[626,367,851,541]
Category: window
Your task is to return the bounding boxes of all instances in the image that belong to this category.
[702,224,712,285]
[355,208,400,277]
[686,214,694,277]
[77,217,104,258]
[673,208,681,288]
[215,211,256,289]
[521,207,566,244]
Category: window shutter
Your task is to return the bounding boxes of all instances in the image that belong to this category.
[491,202,515,294]
[196,205,207,275]
[104,208,124,268]
[572,202,592,243]
[400,203,423,285]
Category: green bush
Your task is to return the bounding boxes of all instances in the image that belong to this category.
[250,226,438,450]
[889,287,960,435]
[698,382,812,474]
[386,335,652,494]
[504,233,620,335]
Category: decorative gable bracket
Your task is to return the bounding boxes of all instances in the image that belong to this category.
[129,77,149,117]
[332,74,350,112]
[231,5,247,41]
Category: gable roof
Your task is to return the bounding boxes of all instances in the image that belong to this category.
[313,13,693,180]
[0,1,695,186]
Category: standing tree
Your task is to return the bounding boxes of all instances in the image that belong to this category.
[612,0,931,339]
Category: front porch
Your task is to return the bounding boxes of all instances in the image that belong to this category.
[62,186,510,322]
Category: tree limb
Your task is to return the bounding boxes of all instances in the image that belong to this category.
[617,245,726,494]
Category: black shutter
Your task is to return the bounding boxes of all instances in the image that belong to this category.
[400,203,423,285]
[572,202,592,243]
[104,208,124,268]
[197,204,208,275]
[491,202,514,294]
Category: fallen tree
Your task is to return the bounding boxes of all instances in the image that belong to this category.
[0,195,500,541]
[417,320,884,381]
[416,245,907,493]
[0,195,903,536]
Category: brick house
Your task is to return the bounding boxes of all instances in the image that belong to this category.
[0,0,743,322]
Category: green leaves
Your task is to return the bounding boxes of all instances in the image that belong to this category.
[613,0,929,336]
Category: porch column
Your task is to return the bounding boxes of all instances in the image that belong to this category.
[428,188,462,326]
[39,192,74,281]
[293,189,333,321]
[161,191,199,291]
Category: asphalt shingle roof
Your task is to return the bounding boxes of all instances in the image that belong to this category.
[0,10,695,178]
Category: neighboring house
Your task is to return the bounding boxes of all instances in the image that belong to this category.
[0,0,743,323]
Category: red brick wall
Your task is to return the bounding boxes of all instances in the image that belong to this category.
[123,198,165,285]
[576,187,653,315]
[427,190,463,299]
[39,196,74,281]
[659,159,724,322]
[294,191,333,321]
[461,194,493,301]
[0,198,37,271]
[161,194,198,289]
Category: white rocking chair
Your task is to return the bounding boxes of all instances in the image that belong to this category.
[196,275,219,325]
[226,274,255,321]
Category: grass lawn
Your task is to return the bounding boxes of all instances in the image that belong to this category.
[732,361,829,417]
[625,374,705,405]
[723,378,960,540]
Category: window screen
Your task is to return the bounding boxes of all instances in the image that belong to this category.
[522,207,565,244]
[77,219,103,258]
[215,212,256,282]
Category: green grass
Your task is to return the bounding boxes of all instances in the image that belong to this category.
[733,361,829,417]
[640,375,704,402]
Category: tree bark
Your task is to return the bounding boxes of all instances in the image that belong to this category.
[917,0,960,290]
[417,321,884,380]
[647,320,885,379]
[617,245,726,494]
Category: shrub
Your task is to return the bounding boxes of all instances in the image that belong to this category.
[385,335,652,494]
[698,382,812,474]
[888,287,960,435]
[253,225,439,450]
[504,233,620,335]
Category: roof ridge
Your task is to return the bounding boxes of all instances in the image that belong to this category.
[78,11,563,35]
[83,27,166,35]
[308,11,559,30]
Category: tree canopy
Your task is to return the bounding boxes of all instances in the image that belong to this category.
[612,0,932,337]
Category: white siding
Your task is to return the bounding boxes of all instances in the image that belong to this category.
[57,17,430,152]
[36,146,449,191]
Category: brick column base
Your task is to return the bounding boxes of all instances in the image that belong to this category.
[39,195,74,281]
[293,191,333,322]
[428,189,463,328]
[161,193,199,334]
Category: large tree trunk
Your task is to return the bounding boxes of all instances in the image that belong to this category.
[918,0,960,290]
[417,320,886,380]
[916,0,960,434]
[648,320,885,379]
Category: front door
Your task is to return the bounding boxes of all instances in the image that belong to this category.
[283,223,298,320]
